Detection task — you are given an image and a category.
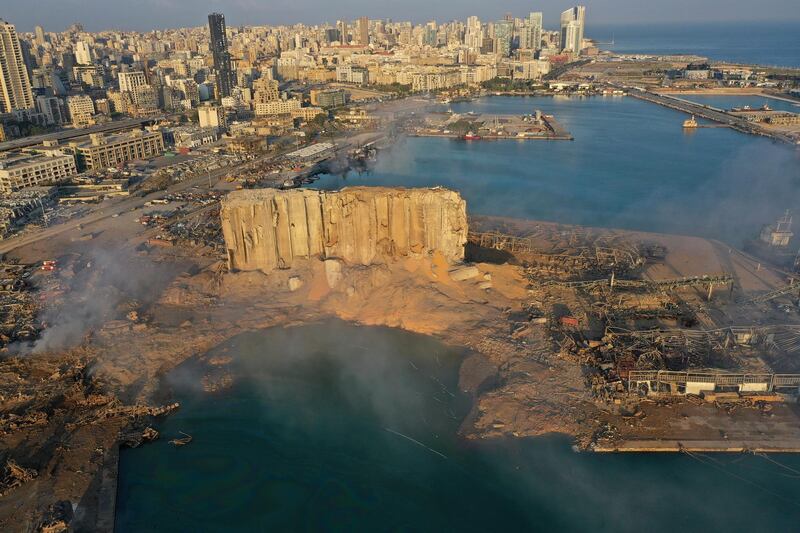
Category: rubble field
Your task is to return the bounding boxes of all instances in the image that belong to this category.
[2,202,800,530]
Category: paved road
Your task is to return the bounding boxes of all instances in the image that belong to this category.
[0,117,163,152]
[0,131,387,255]
[0,163,228,255]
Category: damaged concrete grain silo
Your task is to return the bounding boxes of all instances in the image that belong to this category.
[220,187,468,272]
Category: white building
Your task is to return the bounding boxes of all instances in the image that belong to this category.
[512,60,551,81]
[336,65,369,85]
[118,71,147,94]
[255,99,301,116]
[67,95,95,126]
[560,6,586,54]
[75,41,93,65]
[71,130,164,170]
[172,126,219,149]
[198,104,227,129]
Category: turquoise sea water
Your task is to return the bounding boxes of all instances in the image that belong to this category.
[312,96,800,246]
[116,321,800,531]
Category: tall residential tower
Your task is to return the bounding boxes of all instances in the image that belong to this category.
[356,17,369,46]
[560,6,586,54]
[521,12,543,51]
[0,19,34,113]
[208,12,235,98]
[493,20,513,57]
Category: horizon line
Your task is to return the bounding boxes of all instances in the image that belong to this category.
[13,17,800,35]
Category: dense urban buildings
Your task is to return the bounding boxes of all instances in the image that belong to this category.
[0,7,600,141]
[0,7,609,230]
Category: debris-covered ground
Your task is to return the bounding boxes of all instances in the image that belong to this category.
[2,211,800,530]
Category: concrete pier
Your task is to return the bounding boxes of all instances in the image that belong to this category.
[622,87,796,145]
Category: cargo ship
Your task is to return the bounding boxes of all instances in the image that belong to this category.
[463,131,481,140]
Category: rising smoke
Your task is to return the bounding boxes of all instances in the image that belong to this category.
[16,246,182,354]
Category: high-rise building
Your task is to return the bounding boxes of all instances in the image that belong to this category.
[356,17,369,46]
[560,6,586,54]
[118,70,147,93]
[337,21,348,44]
[325,28,340,44]
[520,12,543,51]
[75,41,92,65]
[465,16,482,51]
[36,95,67,125]
[0,19,35,113]
[493,20,513,57]
[422,25,437,47]
[34,25,45,46]
[208,12,235,98]
[67,94,95,126]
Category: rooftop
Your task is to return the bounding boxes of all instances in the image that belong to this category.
[0,151,73,170]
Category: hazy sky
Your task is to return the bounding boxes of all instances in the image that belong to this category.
[5,0,800,33]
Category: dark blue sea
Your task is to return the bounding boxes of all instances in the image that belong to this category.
[593,22,800,68]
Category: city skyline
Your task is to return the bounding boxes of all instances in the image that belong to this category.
[5,0,800,33]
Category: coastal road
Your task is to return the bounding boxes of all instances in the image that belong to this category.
[0,162,232,255]
[0,116,164,153]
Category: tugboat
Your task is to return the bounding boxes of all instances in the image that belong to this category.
[682,115,698,129]
[463,131,481,140]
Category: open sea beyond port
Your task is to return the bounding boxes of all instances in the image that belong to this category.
[593,22,800,68]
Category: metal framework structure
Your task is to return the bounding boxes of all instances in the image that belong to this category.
[535,274,733,294]
[747,283,800,304]
[607,324,800,372]
[628,369,800,392]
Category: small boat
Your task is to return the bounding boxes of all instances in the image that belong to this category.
[463,131,481,140]
[169,432,193,446]
[683,115,698,129]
